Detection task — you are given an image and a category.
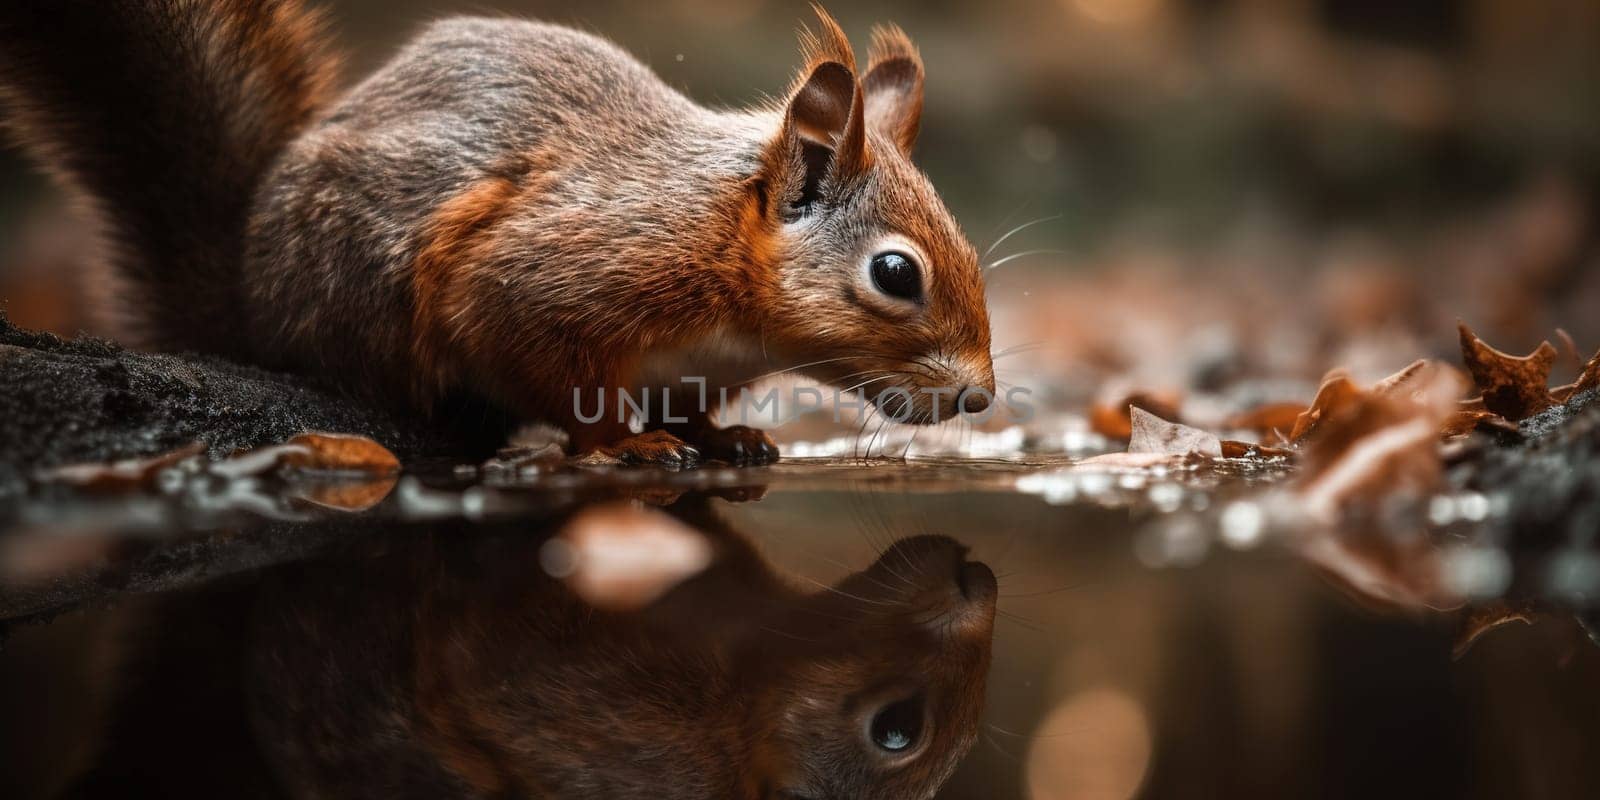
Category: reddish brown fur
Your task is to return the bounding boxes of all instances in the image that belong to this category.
[243,503,996,799]
[864,25,925,154]
[416,165,775,454]
[5,3,995,464]
[391,9,992,459]
[0,1,343,358]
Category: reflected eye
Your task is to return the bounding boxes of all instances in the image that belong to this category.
[868,694,925,753]
[869,251,922,302]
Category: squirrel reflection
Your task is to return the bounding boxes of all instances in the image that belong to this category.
[74,493,997,799]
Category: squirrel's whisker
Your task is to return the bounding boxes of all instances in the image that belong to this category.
[792,574,898,606]
[990,341,1045,358]
[981,213,1062,259]
[740,355,856,385]
[840,373,895,395]
[985,722,1089,741]
[986,249,1067,270]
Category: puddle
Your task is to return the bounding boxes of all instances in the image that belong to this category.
[2,419,1597,799]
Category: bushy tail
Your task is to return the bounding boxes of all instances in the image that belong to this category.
[0,0,340,358]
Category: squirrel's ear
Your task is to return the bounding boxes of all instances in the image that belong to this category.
[770,7,868,212]
[863,24,924,155]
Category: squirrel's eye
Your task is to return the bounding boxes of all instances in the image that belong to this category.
[869,251,922,302]
[868,694,925,753]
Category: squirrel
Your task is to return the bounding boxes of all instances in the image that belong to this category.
[0,1,995,466]
[63,497,999,799]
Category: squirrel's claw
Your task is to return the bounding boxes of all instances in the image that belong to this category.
[691,425,780,466]
[601,430,702,469]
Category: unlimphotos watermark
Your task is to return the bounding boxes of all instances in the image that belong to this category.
[573,377,1034,427]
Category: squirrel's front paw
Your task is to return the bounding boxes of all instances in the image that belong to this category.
[690,425,779,466]
[598,430,701,468]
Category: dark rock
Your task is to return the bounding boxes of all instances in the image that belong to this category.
[0,313,494,499]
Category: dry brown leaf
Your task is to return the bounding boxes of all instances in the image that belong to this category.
[38,442,205,491]
[1457,322,1557,421]
[1288,370,1361,443]
[1223,403,1306,439]
[1581,348,1600,394]
[1439,408,1517,439]
[1128,406,1221,457]
[1553,347,1600,402]
[1296,363,1463,522]
[1370,359,1429,396]
[289,476,399,512]
[1291,359,1470,608]
[1299,403,1441,522]
[1088,391,1182,440]
[1220,440,1295,459]
[279,432,400,474]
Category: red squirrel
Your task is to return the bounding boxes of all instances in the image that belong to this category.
[62,499,998,799]
[0,2,994,466]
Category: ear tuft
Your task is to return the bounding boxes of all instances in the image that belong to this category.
[765,5,870,216]
[795,4,857,76]
[867,23,919,69]
[864,24,925,155]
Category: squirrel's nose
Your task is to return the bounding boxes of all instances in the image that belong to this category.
[959,387,990,414]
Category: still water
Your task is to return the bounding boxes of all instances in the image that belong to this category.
[2,445,1597,799]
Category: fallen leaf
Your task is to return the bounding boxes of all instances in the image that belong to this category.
[1554,347,1600,401]
[1457,322,1557,420]
[289,475,399,512]
[1293,360,1474,610]
[1370,359,1429,396]
[1223,403,1306,439]
[1299,410,1440,522]
[1581,348,1600,394]
[1378,360,1473,417]
[1439,409,1517,438]
[1128,406,1222,457]
[279,432,400,474]
[37,442,206,491]
[1288,370,1361,443]
[1089,391,1182,440]
[1220,440,1295,459]
[1296,363,1463,522]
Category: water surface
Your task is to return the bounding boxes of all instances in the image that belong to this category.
[2,442,1597,799]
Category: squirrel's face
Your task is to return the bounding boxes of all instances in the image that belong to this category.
[749,535,997,800]
[755,15,994,424]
